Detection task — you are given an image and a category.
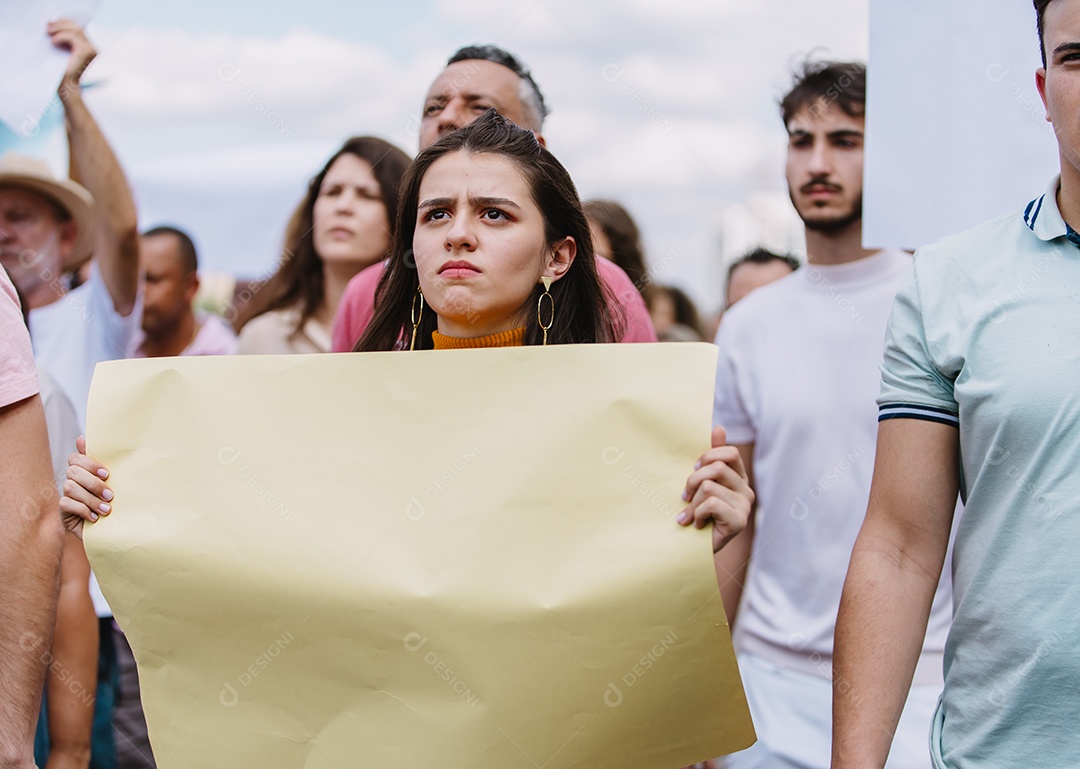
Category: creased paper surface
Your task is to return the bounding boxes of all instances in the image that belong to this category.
[85,343,754,768]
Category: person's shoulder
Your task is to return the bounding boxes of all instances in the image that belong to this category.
[343,260,387,299]
[909,203,1046,303]
[916,205,1030,265]
[713,270,800,346]
[595,256,634,288]
[726,267,801,318]
[236,307,298,352]
[190,313,239,356]
[37,369,76,417]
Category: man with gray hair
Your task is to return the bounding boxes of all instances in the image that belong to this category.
[419,44,549,148]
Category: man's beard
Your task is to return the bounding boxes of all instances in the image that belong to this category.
[792,191,863,234]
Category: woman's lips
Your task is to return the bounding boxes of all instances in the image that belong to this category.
[438,260,480,277]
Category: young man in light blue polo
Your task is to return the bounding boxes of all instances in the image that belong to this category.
[832,1,1080,767]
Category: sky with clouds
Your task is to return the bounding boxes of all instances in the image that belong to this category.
[27,0,871,312]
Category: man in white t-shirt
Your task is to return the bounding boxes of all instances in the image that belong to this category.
[0,19,140,769]
[711,61,953,769]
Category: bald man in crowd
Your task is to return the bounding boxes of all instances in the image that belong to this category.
[331,44,657,351]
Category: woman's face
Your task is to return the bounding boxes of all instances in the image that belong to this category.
[311,153,390,269]
[412,150,574,338]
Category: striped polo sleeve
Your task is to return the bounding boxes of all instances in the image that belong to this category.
[877,258,959,427]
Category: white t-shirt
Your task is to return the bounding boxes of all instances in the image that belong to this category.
[713,248,952,683]
[29,263,140,433]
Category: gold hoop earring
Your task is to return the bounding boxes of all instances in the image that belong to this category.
[409,286,425,351]
[537,276,554,346]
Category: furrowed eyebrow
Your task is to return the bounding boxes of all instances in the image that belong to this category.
[418,196,521,209]
[470,196,519,209]
[1053,42,1080,58]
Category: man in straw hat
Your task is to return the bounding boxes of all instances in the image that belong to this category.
[0,19,140,434]
[0,19,141,769]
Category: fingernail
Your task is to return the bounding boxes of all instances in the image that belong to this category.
[677,512,689,524]
[694,461,702,470]
[102,488,114,501]
[681,489,689,501]
[97,468,109,479]
[98,503,110,514]
[89,512,98,522]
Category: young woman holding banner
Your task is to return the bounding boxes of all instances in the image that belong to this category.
[62,110,752,552]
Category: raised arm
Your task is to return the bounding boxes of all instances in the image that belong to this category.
[831,418,958,769]
[52,19,139,316]
[0,395,65,769]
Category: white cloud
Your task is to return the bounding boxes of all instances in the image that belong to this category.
[87,25,426,151]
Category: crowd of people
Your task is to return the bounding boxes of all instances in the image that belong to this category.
[2,2,1075,768]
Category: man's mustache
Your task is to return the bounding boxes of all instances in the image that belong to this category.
[800,181,842,195]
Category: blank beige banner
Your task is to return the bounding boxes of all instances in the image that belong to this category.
[85,343,754,768]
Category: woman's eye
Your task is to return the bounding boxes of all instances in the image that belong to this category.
[482,209,507,220]
[423,209,449,222]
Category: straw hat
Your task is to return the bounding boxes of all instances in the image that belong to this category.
[0,153,96,272]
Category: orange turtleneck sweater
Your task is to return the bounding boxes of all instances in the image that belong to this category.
[431,327,526,349]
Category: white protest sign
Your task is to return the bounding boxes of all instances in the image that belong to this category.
[0,0,100,138]
[865,0,1059,250]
